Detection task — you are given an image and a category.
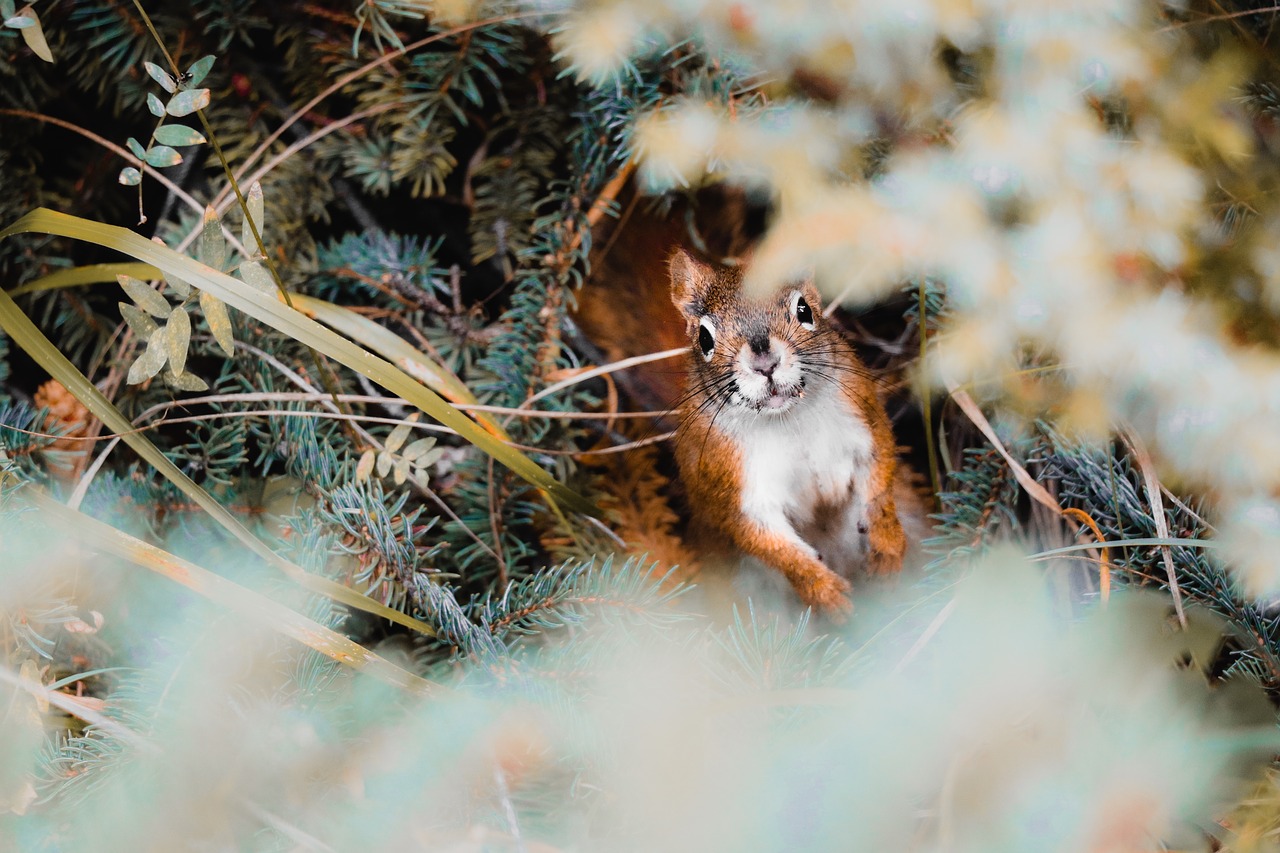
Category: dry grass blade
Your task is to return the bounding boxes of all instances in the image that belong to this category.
[287,292,509,440]
[17,483,445,698]
[1123,426,1187,628]
[0,244,441,637]
[0,208,596,520]
[5,262,159,296]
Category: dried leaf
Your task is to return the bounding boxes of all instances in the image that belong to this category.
[153,124,206,147]
[144,61,177,94]
[393,455,410,485]
[18,659,45,714]
[355,449,375,482]
[416,446,445,469]
[386,414,418,453]
[119,302,158,341]
[201,205,225,271]
[16,7,52,63]
[238,260,275,293]
[376,451,394,479]
[166,88,210,117]
[199,291,235,356]
[402,436,437,462]
[165,273,192,299]
[127,324,169,385]
[166,305,191,376]
[165,369,208,392]
[118,274,170,318]
[242,181,264,252]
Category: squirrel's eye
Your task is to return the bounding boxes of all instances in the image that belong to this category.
[698,317,715,361]
[794,295,815,328]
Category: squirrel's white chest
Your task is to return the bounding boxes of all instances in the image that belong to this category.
[728,390,875,528]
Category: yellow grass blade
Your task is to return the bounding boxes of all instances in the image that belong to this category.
[16,482,444,698]
[287,291,510,441]
[1,208,595,517]
[0,278,441,637]
[6,262,160,296]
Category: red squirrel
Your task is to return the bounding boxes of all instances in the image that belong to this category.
[668,249,906,615]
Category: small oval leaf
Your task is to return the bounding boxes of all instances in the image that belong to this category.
[237,260,275,294]
[164,273,192,299]
[166,306,191,377]
[126,137,146,160]
[241,181,264,252]
[118,274,171,318]
[393,456,411,485]
[153,124,206,147]
[166,369,209,392]
[355,450,375,482]
[166,88,210,117]
[375,451,393,479]
[118,167,142,186]
[401,437,437,462]
[185,55,215,87]
[200,205,225,271]
[127,325,170,385]
[143,145,182,168]
[144,61,177,94]
[386,415,417,454]
[146,92,166,117]
[199,291,235,357]
[119,302,158,341]
[5,15,32,28]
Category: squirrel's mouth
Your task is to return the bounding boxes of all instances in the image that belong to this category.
[743,378,805,413]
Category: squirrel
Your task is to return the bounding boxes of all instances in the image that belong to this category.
[667,249,907,615]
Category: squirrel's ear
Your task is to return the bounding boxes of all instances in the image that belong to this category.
[669,248,712,318]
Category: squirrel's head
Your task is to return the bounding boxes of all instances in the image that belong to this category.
[668,248,830,416]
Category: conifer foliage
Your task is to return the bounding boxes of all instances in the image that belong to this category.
[3,0,1280,849]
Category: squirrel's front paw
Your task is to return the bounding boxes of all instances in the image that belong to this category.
[799,570,853,619]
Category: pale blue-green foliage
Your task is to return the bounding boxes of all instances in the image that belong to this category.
[0,503,1272,850]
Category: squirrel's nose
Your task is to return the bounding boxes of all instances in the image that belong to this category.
[750,350,780,378]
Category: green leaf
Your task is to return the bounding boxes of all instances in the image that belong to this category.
[146,93,165,117]
[118,302,158,341]
[0,2,15,22]
[144,61,177,94]
[200,205,225,271]
[199,291,235,356]
[166,88,210,117]
[118,167,142,186]
[5,15,31,28]
[126,137,146,160]
[127,324,169,384]
[241,181,264,252]
[185,55,215,88]
[237,260,275,293]
[118,274,170,318]
[142,145,182,168]
[166,305,191,376]
[153,124,206,147]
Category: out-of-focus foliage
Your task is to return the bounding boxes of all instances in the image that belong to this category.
[5,0,1280,849]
